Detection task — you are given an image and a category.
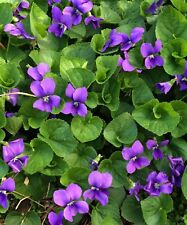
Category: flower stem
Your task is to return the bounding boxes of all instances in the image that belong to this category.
[0,92,36,98]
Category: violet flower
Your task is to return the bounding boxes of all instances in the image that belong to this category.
[53,183,89,222]
[0,178,15,209]
[168,156,185,187]
[48,0,61,6]
[63,6,82,26]
[146,0,164,15]
[129,182,143,201]
[144,171,173,196]
[155,81,172,94]
[2,139,28,173]
[175,62,187,91]
[122,140,150,174]
[120,27,144,51]
[30,78,61,113]
[83,171,112,206]
[118,52,135,72]
[101,29,124,52]
[62,83,88,117]
[5,112,15,118]
[146,139,169,160]
[84,16,103,29]
[140,40,164,69]
[48,211,63,225]
[48,6,73,37]
[4,22,35,40]
[8,88,20,106]
[13,1,30,20]
[69,0,93,14]
[27,63,50,81]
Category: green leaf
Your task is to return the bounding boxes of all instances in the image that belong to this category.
[128,47,144,68]
[132,99,180,136]
[65,68,95,88]
[71,114,103,143]
[171,0,187,12]
[156,6,187,43]
[0,3,12,25]
[30,3,50,39]
[0,109,6,128]
[141,195,173,225]
[100,2,121,24]
[182,168,187,200]
[24,139,53,174]
[0,63,20,88]
[96,55,119,84]
[4,116,22,135]
[5,211,41,225]
[170,101,187,137]
[170,138,187,160]
[104,112,137,147]
[65,22,86,39]
[121,196,146,225]
[38,119,78,157]
[161,38,187,75]
[0,159,9,179]
[86,92,98,109]
[6,46,26,64]
[60,167,90,189]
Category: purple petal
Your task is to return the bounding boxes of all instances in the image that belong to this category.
[94,190,109,206]
[154,40,162,53]
[30,81,45,97]
[8,160,23,173]
[73,87,88,102]
[122,58,135,72]
[64,205,77,222]
[153,148,163,160]
[53,190,70,207]
[156,172,168,183]
[3,138,24,162]
[154,55,164,67]
[155,82,172,94]
[4,24,21,36]
[37,63,50,76]
[160,183,173,194]
[160,140,169,146]
[66,183,82,201]
[65,83,75,98]
[145,57,156,69]
[77,103,87,117]
[49,95,61,108]
[8,88,19,106]
[131,140,144,155]
[48,23,65,37]
[51,6,63,22]
[48,211,63,225]
[126,160,136,174]
[100,172,112,188]
[19,156,29,167]
[0,193,8,209]
[33,99,52,112]
[74,201,89,214]
[146,139,157,150]
[27,67,43,81]
[61,102,77,116]
[135,156,150,169]
[41,78,56,95]
[83,189,95,201]
[88,171,102,187]
[63,7,82,26]
[0,178,15,192]
[140,43,154,57]
[146,171,157,182]
[130,27,144,44]
[71,0,93,13]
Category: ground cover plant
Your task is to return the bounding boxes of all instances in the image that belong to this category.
[0,0,187,224]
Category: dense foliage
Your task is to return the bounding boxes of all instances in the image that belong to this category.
[0,0,187,224]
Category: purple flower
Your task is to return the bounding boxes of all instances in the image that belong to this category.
[168,156,185,187]
[5,112,15,118]
[63,6,82,26]
[13,1,30,20]
[48,6,73,37]
[27,63,50,81]
[118,52,135,72]
[175,62,187,91]
[8,88,20,106]
[146,139,169,160]
[146,0,164,15]
[83,171,112,206]
[120,27,144,51]
[48,0,61,6]
[0,178,15,209]
[30,78,61,113]
[84,16,103,29]
[155,81,172,94]
[140,40,164,69]
[70,0,93,14]
[122,140,150,174]
[129,182,143,201]
[62,83,88,117]
[2,139,28,173]
[53,184,89,222]
[4,22,35,40]
[144,171,173,196]
[101,29,124,52]
[48,211,63,225]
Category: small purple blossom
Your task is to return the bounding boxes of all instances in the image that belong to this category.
[48,6,73,37]
[63,6,82,26]
[69,0,93,14]
[118,52,135,72]
[175,62,187,91]
[4,22,35,40]
[48,211,63,225]
[140,40,164,69]
[5,112,15,118]
[129,182,143,201]
[146,0,164,15]
[2,139,28,173]
[30,78,61,113]
[27,63,50,81]
[146,139,169,160]
[0,178,15,209]
[83,171,112,206]
[13,1,30,20]
[144,171,173,196]
[155,81,172,94]
[168,156,185,187]
[8,88,20,106]
[120,27,144,51]
[84,16,103,29]
[122,140,150,174]
[48,0,61,6]
[62,83,88,117]
[53,184,89,222]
